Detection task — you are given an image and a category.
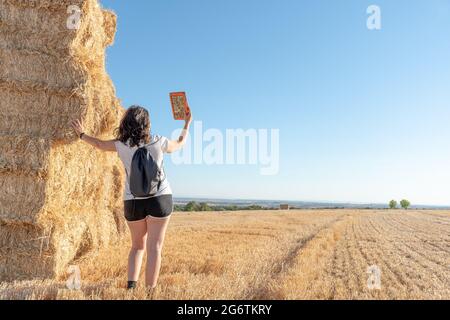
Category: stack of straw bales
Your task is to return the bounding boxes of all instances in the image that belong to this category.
[0,0,126,280]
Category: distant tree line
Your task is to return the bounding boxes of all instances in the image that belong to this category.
[174,201,268,212]
[175,200,414,212]
[389,199,411,210]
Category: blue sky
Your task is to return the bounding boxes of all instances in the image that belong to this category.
[100,0,450,205]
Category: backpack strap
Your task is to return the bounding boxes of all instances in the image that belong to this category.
[157,159,166,190]
[143,135,161,147]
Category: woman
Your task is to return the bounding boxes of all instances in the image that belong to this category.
[71,106,192,290]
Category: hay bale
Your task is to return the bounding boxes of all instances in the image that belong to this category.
[0,0,126,281]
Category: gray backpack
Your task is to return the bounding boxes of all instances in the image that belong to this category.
[129,140,165,198]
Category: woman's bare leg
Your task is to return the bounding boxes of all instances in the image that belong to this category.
[127,219,148,283]
[145,216,171,288]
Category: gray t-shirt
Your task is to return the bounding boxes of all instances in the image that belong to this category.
[115,135,172,201]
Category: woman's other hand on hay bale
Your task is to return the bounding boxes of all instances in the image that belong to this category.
[71,119,85,138]
[71,119,116,152]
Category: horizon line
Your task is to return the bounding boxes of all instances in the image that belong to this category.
[173,196,450,208]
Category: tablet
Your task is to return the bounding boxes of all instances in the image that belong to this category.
[170,92,191,120]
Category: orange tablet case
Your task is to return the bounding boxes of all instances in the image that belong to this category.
[170,92,191,120]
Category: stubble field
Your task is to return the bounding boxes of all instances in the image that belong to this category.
[1,209,449,300]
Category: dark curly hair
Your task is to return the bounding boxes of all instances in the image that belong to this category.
[115,106,151,147]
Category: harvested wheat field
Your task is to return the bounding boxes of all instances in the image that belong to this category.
[0,209,448,300]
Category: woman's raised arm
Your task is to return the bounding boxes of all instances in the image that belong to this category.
[165,112,193,154]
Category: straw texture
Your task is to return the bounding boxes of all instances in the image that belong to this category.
[0,0,126,281]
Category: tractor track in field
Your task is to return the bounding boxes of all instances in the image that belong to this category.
[246,211,449,300]
[380,219,449,290]
[356,213,449,298]
[249,216,347,299]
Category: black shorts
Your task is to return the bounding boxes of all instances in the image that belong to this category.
[124,195,173,222]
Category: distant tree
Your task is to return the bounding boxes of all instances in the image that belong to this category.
[400,199,411,210]
[174,205,185,212]
[185,201,199,212]
[389,200,398,209]
[199,202,212,211]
